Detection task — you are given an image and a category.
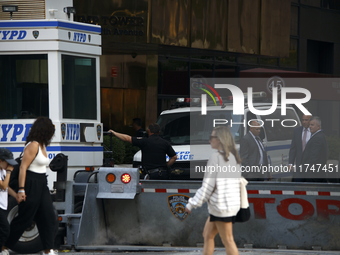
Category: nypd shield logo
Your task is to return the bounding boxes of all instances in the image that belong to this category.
[32,30,39,39]
[168,194,189,221]
[96,124,102,140]
[61,123,66,140]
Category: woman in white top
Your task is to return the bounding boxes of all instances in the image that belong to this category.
[6,117,56,255]
[185,126,242,255]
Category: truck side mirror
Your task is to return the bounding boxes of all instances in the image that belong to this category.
[49,153,68,173]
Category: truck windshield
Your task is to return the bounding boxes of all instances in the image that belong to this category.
[157,111,243,145]
[0,54,48,119]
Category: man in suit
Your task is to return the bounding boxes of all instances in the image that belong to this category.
[240,120,269,181]
[300,116,328,182]
[289,114,312,182]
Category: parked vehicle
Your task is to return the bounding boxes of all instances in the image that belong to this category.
[133,97,301,180]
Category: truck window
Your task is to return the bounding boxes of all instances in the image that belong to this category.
[0,54,48,119]
[157,110,243,145]
[263,108,298,141]
[62,55,97,120]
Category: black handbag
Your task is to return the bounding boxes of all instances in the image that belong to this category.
[235,207,251,222]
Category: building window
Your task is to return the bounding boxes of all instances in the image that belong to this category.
[0,54,48,119]
[307,40,334,74]
[301,0,321,7]
[62,55,97,119]
[322,0,340,10]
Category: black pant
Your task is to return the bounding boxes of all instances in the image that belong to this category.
[6,171,56,250]
[147,168,169,180]
[0,208,9,247]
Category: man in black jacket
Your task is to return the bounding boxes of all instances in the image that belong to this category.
[109,123,177,179]
[240,121,269,181]
[289,114,312,182]
[299,116,328,182]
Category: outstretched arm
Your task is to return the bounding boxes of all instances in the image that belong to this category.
[108,130,132,143]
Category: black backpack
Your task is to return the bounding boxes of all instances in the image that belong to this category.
[9,154,23,192]
[9,149,38,192]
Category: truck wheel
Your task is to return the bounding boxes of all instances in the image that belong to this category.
[7,197,58,254]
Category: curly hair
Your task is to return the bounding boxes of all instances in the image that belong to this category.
[25,117,55,146]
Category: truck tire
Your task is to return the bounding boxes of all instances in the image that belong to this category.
[7,197,58,254]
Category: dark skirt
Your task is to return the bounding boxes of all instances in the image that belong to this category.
[210,214,236,223]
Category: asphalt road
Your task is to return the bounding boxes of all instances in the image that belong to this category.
[12,247,340,255]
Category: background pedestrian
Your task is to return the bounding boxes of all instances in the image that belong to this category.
[0,148,18,255]
[185,126,241,255]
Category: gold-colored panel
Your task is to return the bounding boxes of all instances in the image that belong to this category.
[145,55,158,124]
[280,38,298,68]
[123,89,146,126]
[0,0,45,20]
[227,0,260,54]
[260,0,291,57]
[191,0,227,51]
[150,0,189,46]
[101,88,123,130]
[291,5,299,36]
[73,0,148,45]
[100,54,147,89]
[101,88,146,132]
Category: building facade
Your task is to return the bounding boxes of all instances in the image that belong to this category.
[72,0,340,136]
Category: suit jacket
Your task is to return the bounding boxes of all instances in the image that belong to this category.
[240,132,269,179]
[300,130,328,180]
[289,126,304,167]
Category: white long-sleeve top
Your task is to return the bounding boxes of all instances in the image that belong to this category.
[186,151,241,217]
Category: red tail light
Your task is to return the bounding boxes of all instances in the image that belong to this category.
[121,173,131,184]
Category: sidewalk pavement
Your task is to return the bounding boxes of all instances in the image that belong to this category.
[24,247,339,255]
